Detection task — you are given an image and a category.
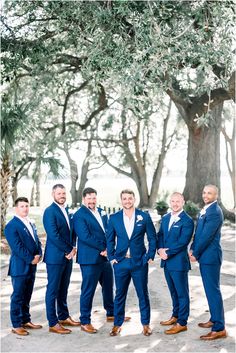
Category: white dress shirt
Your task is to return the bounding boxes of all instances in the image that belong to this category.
[54,202,70,229]
[89,208,105,232]
[123,210,135,256]
[16,215,36,242]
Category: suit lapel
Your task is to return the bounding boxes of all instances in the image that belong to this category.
[130,209,140,239]
[164,213,171,239]
[81,205,105,232]
[118,210,130,240]
[97,208,107,231]
[53,203,70,230]
[14,217,37,247]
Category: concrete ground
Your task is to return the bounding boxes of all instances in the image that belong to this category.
[0,224,235,353]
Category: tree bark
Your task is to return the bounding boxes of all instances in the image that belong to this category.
[167,72,235,220]
[0,154,11,237]
[183,103,223,205]
[221,118,235,209]
[76,139,92,205]
[30,183,35,206]
[64,144,79,208]
[11,175,18,204]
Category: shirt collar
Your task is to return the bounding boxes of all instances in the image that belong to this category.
[54,201,67,209]
[15,215,30,223]
[171,210,183,218]
[123,210,135,220]
[203,200,217,211]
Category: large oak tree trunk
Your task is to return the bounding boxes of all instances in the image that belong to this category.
[1,155,11,237]
[183,104,223,206]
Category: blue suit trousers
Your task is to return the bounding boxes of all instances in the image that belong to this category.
[80,262,114,324]
[10,273,35,328]
[45,262,72,327]
[200,264,225,331]
[113,258,150,326]
[164,268,190,326]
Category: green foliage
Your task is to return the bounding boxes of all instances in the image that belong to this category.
[155,200,169,211]
[184,200,200,219]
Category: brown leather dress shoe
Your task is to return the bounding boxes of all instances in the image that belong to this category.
[198,320,213,328]
[49,323,72,334]
[110,326,121,336]
[81,324,97,333]
[22,322,42,329]
[164,323,187,334]
[107,316,131,322]
[200,330,227,340]
[12,327,29,336]
[59,316,81,326]
[143,325,152,336]
[160,317,178,326]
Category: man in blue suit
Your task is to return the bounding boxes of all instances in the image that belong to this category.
[4,197,42,336]
[189,185,227,340]
[107,189,157,337]
[157,192,194,334]
[43,184,80,334]
[73,187,119,334]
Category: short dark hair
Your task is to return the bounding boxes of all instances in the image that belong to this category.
[52,184,65,191]
[120,189,135,198]
[14,197,29,206]
[82,187,97,197]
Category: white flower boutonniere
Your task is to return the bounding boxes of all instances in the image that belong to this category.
[174,216,180,223]
[136,215,143,223]
[101,210,107,217]
[200,208,206,217]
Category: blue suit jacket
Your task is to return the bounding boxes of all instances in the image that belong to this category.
[43,202,75,264]
[190,202,223,264]
[157,211,194,271]
[73,205,108,265]
[107,209,157,266]
[4,216,42,277]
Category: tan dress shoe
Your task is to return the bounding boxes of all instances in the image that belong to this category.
[164,323,187,334]
[106,316,131,322]
[12,327,29,336]
[200,330,227,340]
[198,321,213,328]
[160,317,178,326]
[143,325,152,336]
[59,316,81,326]
[81,324,97,333]
[22,322,42,329]
[49,323,72,334]
[110,326,121,336]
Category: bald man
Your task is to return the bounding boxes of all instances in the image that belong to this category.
[189,185,227,340]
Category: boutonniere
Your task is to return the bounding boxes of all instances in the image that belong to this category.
[68,208,77,217]
[174,216,180,223]
[199,208,206,217]
[136,215,143,223]
[101,210,107,217]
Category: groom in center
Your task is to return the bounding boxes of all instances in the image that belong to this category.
[107,189,157,336]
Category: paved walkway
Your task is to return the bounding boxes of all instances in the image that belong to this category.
[1,225,235,353]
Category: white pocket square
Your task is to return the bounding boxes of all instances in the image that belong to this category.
[137,224,143,227]
[173,225,179,228]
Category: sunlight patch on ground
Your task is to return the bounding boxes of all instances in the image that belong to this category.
[0,329,11,339]
[148,267,157,275]
[115,344,129,350]
[225,308,236,325]
[221,260,236,276]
